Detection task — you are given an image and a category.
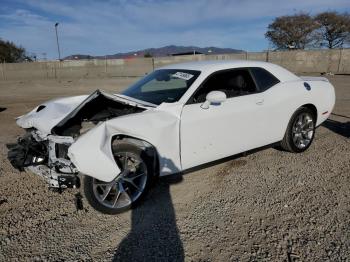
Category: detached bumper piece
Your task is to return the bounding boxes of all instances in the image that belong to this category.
[58,175,80,188]
[7,134,47,171]
[7,130,80,190]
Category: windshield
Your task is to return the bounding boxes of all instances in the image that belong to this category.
[122,69,201,105]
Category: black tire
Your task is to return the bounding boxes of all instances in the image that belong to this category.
[83,142,154,214]
[281,107,316,153]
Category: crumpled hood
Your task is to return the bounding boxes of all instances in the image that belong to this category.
[16,90,155,135]
[16,95,88,134]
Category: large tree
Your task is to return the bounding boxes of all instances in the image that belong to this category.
[265,13,318,50]
[0,39,31,63]
[314,12,350,49]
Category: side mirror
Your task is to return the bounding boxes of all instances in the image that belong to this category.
[201,91,227,109]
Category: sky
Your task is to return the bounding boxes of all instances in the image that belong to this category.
[0,0,349,60]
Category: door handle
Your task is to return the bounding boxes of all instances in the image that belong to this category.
[256,99,264,105]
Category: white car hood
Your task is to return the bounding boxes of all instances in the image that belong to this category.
[16,90,153,135]
[16,95,88,134]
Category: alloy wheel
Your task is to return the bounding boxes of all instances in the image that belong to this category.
[92,151,148,209]
[292,112,314,149]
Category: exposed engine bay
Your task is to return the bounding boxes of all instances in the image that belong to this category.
[52,90,145,137]
[7,90,146,190]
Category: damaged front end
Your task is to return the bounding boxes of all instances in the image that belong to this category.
[7,130,80,189]
[8,89,148,191]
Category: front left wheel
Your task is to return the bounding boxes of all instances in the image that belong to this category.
[83,143,153,214]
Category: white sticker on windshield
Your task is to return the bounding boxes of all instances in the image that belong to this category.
[172,72,194,80]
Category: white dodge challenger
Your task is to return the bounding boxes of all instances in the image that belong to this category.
[8,60,335,214]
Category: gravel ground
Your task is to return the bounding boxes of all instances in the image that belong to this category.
[0,75,349,261]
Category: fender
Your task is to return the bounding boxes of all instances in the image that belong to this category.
[68,104,183,182]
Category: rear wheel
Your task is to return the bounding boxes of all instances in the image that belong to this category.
[83,143,153,214]
[281,107,316,153]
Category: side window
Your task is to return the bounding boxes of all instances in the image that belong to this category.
[250,67,280,92]
[191,69,258,103]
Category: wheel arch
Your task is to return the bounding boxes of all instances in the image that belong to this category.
[112,134,160,177]
[301,103,318,123]
[280,104,317,153]
[281,103,318,143]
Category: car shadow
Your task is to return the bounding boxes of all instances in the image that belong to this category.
[111,144,279,261]
[112,174,184,262]
[322,119,350,138]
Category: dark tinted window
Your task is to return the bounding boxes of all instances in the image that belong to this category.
[250,67,279,92]
[191,69,258,103]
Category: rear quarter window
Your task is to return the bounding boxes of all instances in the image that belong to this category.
[250,67,280,92]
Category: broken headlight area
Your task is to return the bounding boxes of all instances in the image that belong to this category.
[7,129,79,190]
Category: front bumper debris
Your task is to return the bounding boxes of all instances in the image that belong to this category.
[7,130,80,189]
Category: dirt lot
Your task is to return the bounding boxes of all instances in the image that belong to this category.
[0,75,349,261]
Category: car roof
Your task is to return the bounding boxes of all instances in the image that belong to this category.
[159,60,300,82]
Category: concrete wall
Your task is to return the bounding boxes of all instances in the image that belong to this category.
[0,48,349,81]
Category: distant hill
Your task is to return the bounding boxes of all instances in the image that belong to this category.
[64,45,243,60]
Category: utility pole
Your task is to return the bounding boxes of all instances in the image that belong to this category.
[54,22,61,61]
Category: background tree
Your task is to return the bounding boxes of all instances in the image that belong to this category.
[144,52,153,58]
[314,12,350,49]
[265,13,318,50]
[0,39,31,63]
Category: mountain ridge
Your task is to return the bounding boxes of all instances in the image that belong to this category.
[64,45,243,60]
